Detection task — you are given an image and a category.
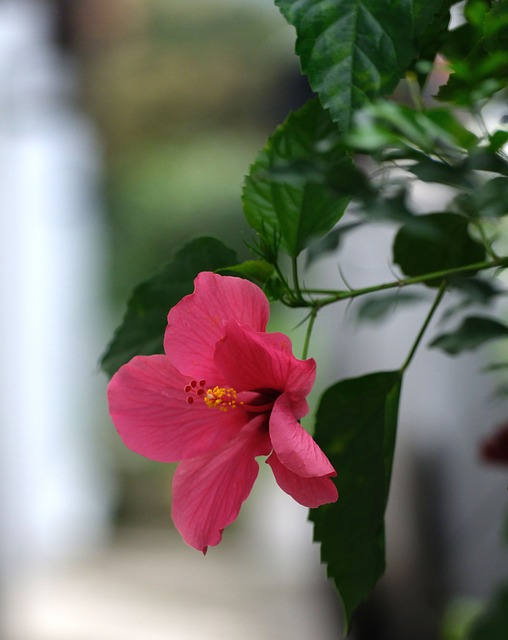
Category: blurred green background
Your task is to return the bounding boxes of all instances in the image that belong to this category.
[77,0,309,302]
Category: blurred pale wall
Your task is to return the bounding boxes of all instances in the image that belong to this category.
[0,0,113,576]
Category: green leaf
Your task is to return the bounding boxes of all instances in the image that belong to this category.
[356,291,425,322]
[305,221,364,267]
[468,584,508,640]
[361,188,415,223]
[243,99,352,257]
[218,259,274,284]
[430,316,508,355]
[393,213,486,286]
[454,177,508,219]
[465,149,508,177]
[437,0,508,105]
[483,0,508,53]
[350,103,478,156]
[440,277,502,322]
[310,371,403,628]
[412,0,452,82]
[407,156,473,189]
[474,177,508,218]
[487,130,508,154]
[275,0,442,131]
[449,276,502,305]
[100,237,238,377]
[413,0,450,34]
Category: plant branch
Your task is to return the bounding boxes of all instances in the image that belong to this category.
[291,255,304,303]
[302,306,318,360]
[290,256,508,308]
[400,280,447,373]
[473,220,499,260]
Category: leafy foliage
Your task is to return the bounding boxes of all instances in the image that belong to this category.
[243,99,352,258]
[310,371,402,628]
[393,213,486,285]
[101,237,237,377]
[305,221,364,266]
[355,291,425,322]
[438,0,508,104]
[275,0,446,131]
[218,259,274,285]
[430,316,508,355]
[349,102,479,156]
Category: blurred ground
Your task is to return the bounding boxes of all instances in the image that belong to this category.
[5,475,343,640]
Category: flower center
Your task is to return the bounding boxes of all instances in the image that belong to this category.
[204,386,240,412]
[184,379,241,412]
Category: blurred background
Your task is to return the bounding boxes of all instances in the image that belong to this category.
[0,1,507,639]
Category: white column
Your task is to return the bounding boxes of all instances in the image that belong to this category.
[0,0,113,575]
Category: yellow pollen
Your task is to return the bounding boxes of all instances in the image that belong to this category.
[203,386,241,412]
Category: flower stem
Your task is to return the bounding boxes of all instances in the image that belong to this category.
[400,281,447,373]
[302,306,318,360]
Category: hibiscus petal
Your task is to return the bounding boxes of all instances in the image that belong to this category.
[108,355,245,462]
[267,451,338,508]
[269,394,336,478]
[214,322,316,395]
[164,272,270,378]
[171,420,270,552]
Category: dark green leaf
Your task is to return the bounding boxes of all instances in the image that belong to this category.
[243,99,352,257]
[413,0,450,34]
[465,150,508,177]
[449,276,502,304]
[305,221,364,267]
[408,156,473,189]
[468,584,508,640]
[262,276,286,302]
[483,0,508,53]
[275,0,420,131]
[356,291,425,322]
[437,0,508,105]
[453,177,508,219]
[474,177,508,218]
[310,371,403,628]
[440,277,502,321]
[361,188,415,223]
[219,259,274,284]
[101,237,238,377]
[488,130,508,154]
[393,213,486,286]
[412,0,452,84]
[430,316,508,355]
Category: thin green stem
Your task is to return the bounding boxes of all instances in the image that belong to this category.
[291,256,304,303]
[291,255,508,308]
[473,106,490,141]
[400,280,447,373]
[302,305,319,360]
[406,71,425,111]
[473,220,499,260]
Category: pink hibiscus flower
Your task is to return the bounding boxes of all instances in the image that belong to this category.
[107,272,338,552]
